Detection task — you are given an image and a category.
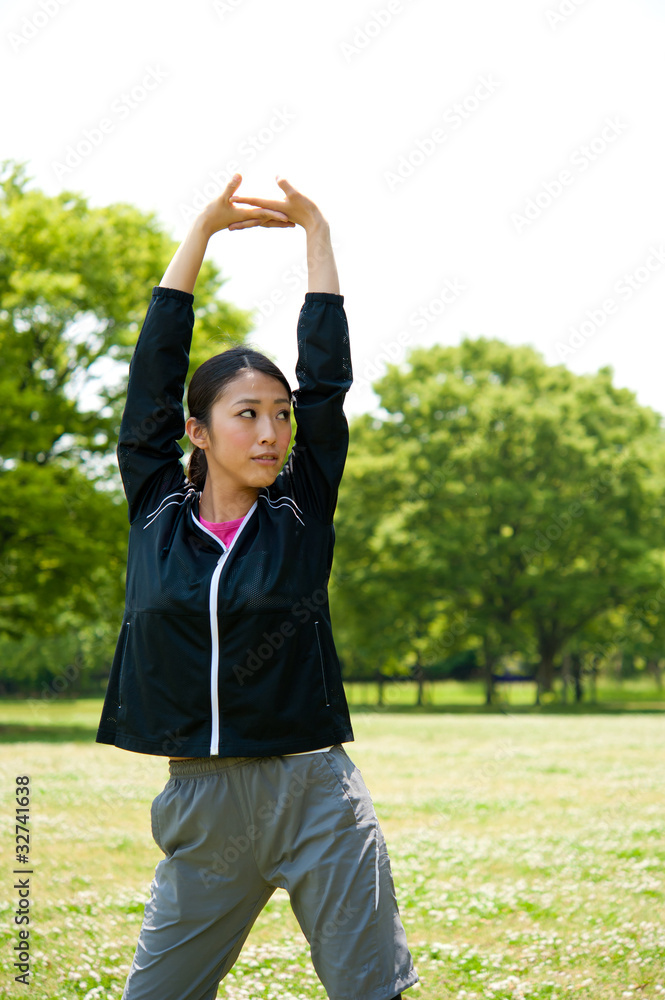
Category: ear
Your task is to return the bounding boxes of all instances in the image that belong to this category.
[185,416,209,450]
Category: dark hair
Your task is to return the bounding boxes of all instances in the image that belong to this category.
[186,347,292,491]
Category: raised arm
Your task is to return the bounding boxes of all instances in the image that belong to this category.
[233,179,350,523]
[304,212,340,295]
[119,176,293,520]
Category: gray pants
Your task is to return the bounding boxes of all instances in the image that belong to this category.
[122,745,418,1000]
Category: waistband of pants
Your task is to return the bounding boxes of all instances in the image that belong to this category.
[168,748,336,778]
[168,756,260,778]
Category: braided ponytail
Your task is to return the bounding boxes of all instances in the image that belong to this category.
[187,446,208,491]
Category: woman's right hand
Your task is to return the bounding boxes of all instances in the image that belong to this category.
[198,174,295,236]
[230,177,328,234]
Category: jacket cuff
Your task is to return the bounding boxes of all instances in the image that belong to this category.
[304,291,344,305]
[151,285,195,305]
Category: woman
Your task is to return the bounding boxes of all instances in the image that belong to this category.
[97,174,418,1000]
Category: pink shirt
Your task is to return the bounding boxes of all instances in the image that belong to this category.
[199,515,244,548]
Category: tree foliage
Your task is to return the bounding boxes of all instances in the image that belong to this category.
[0,161,251,653]
[331,338,665,698]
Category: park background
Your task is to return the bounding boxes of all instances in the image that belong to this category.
[1,0,665,997]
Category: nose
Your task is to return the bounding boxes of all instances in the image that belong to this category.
[257,416,277,445]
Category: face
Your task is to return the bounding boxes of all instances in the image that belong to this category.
[186,370,292,492]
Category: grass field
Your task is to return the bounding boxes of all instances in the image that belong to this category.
[0,700,664,999]
[343,677,665,712]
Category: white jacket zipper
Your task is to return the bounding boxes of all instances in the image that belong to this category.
[192,502,257,756]
[207,553,228,754]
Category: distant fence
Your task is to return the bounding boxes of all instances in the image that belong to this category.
[342,673,665,709]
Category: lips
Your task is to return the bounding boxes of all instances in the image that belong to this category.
[251,454,278,463]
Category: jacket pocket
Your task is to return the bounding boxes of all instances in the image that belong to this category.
[314,620,330,707]
[117,620,131,709]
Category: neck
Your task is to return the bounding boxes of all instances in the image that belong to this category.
[198,481,259,523]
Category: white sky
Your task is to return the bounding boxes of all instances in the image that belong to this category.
[2,0,664,418]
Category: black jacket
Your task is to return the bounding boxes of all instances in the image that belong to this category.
[96,286,354,757]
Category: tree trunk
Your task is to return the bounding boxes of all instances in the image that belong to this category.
[647,658,663,692]
[571,652,584,703]
[537,647,557,698]
[589,657,599,704]
[414,662,425,707]
[561,652,570,704]
[482,635,495,706]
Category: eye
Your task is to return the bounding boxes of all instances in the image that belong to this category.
[277,409,291,421]
[237,408,256,418]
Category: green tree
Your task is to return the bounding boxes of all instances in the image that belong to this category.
[0,162,251,674]
[572,553,665,697]
[332,339,665,701]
